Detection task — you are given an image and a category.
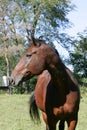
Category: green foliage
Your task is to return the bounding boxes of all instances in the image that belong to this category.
[13,84,26,94]
[29,76,37,92]
[80,78,87,90]
[70,29,87,78]
[0,56,6,76]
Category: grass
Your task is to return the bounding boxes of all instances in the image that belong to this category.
[0,90,87,130]
[0,94,45,130]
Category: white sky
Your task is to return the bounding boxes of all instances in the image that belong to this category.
[55,0,87,55]
[66,0,87,36]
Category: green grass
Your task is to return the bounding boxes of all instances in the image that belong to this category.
[0,94,45,130]
[0,91,87,130]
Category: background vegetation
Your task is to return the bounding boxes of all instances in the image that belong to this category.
[0,0,87,93]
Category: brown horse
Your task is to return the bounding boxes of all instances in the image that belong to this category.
[10,37,80,130]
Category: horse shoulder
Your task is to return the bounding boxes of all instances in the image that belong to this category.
[35,70,51,111]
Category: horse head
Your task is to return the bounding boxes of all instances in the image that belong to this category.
[10,37,59,86]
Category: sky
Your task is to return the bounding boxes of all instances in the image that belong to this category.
[54,0,87,68]
[66,0,87,36]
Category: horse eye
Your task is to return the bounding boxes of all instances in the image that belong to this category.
[26,54,32,57]
[26,51,36,57]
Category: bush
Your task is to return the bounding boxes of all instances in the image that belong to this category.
[80,78,87,94]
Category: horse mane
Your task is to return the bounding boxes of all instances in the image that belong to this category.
[54,48,78,85]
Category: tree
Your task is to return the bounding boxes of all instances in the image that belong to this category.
[0,0,25,76]
[0,0,10,78]
[69,29,87,78]
[11,0,73,44]
[0,0,74,93]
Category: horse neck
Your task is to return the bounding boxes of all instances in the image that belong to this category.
[47,59,69,89]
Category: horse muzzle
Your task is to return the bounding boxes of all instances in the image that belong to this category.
[9,75,23,86]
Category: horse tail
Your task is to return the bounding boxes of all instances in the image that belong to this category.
[29,91,40,122]
[59,120,65,130]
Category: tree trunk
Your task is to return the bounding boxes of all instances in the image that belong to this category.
[4,47,10,78]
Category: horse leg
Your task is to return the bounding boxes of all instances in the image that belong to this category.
[67,117,78,130]
[59,120,65,130]
[48,125,56,130]
[47,123,56,130]
[47,117,56,130]
[42,112,56,130]
[42,112,49,130]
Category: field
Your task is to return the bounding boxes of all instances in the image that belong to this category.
[0,89,87,130]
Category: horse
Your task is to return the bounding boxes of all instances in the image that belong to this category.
[10,37,80,130]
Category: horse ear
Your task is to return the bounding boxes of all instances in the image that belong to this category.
[30,36,36,45]
[31,36,41,47]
